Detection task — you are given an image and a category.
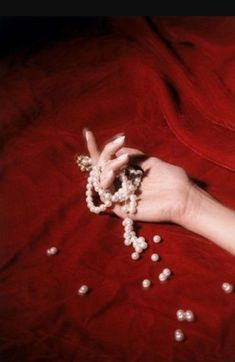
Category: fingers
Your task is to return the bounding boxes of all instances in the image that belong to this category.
[115,147,150,171]
[98,135,126,165]
[100,153,129,189]
[115,147,144,157]
[83,128,100,165]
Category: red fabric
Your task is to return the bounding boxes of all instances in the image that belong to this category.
[1,17,235,362]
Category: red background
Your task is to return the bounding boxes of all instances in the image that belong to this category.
[0,17,235,361]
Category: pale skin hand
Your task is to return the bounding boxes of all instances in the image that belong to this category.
[84,129,235,255]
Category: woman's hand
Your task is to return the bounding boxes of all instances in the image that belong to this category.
[84,129,235,255]
[84,129,193,225]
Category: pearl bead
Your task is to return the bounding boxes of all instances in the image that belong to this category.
[78,285,89,295]
[185,310,195,322]
[176,309,186,322]
[174,329,185,342]
[151,253,160,262]
[222,282,234,293]
[158,272,167,282]
[135,246,143,254]
[124,239,132,246]
[153,235,161,243]
[162,268,171,278]
[131,252,140,260]
[124,225,132,232]
[142,279,151,288]
[46,247,58,256]
[122,218,133,226]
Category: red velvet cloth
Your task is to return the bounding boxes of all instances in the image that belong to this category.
[1,17,235,362]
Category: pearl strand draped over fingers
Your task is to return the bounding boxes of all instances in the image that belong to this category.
[83,129,150,257]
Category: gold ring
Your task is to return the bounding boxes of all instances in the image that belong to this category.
[75,154,92,172]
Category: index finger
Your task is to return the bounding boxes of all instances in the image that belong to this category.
[83,128,100,165]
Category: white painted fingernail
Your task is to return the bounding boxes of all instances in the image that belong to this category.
[83,128,89,141]
[118,153,128,160]
[113,135,125,145]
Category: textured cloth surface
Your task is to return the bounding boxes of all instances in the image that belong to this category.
[0,17,235,362]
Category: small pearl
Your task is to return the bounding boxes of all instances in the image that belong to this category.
[222,282,234,293]
[122,218,133,226]
[162,268,171,278]
[142,279,151,288]
[153,235,161,243]
[46,247,58,256]
[135,246,143,254]
[158,272,167,282]
[176,309,186,322]
[151,253,160,262]
[174,329,185,342]
[124,239,132,246]
[131,252,140,260]
[78,285,89,295]
[124,225,132,232]
[185,310,195,322]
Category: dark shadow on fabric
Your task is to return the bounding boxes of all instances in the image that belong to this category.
[164,79,181,111]
[145,16,192,72]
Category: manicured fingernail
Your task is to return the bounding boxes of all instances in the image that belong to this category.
[83,128,89,141]
[118,153,128,160]
[113,135,125,145]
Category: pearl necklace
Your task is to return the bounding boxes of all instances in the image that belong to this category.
[85,162,148,256]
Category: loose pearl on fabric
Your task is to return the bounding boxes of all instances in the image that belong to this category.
[131,252,140,260]
[158,272,167,282]
[78,285,89,295]
[151,253,160,262]
[174,329,185,342]
[142,279,151,288]
[162,268,171,278]
[185,310,195,322]
[176,309,186,322]
[222,282,234,293]
[153,235,161,243]
[46,247,58,256]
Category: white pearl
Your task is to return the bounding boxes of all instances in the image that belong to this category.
[124,225,133,232]
[185,310,195,322]
[174,329,185,342]
[222,282,234,293]
[131,252,140,260]
[142,279,151,288]
[46,247,58,256]
[151,253,160,262]
[122,218,133,226]
[162,268,171,278]
[78,285,89,295]
[176,309,186,322]
[153,235,161,243]
[158,272,167,282]
[124,239,132,246]
[135,246,143,254]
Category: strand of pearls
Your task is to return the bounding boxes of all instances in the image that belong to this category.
[85,162,147,256]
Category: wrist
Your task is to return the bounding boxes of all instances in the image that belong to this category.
[175,182,210,229]
[177,182,235,255]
